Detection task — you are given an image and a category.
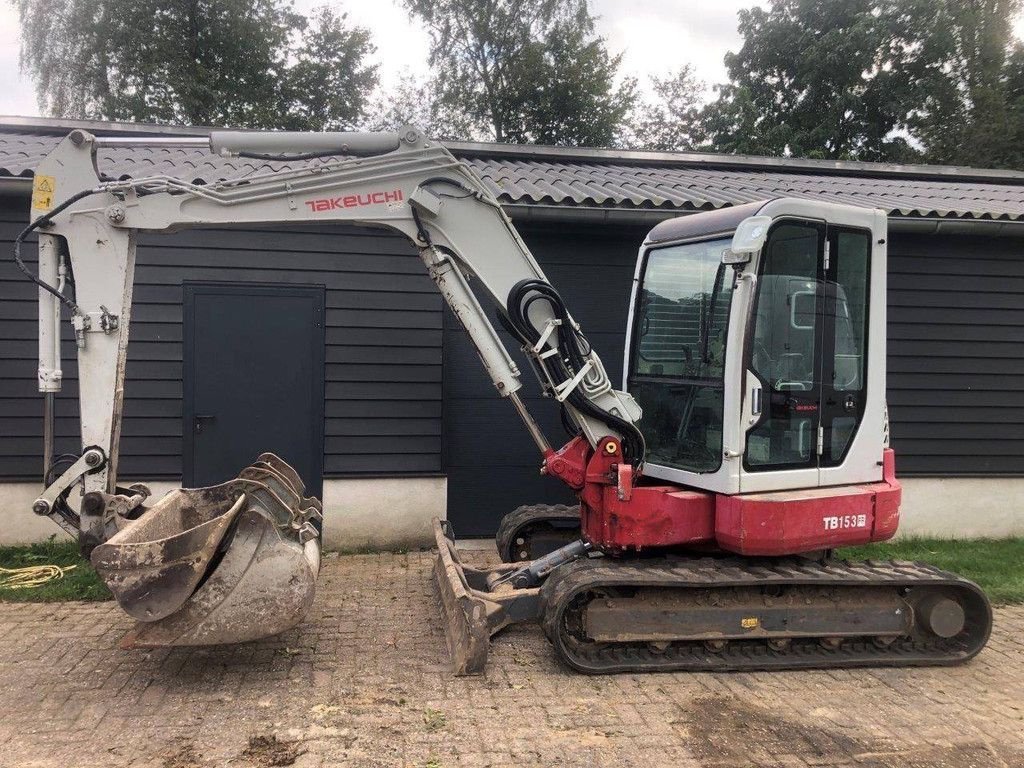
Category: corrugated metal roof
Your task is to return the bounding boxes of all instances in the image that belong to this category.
[2,123,1024,221]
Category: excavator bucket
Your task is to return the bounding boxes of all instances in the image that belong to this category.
[91,454,322,647]
[431,518,540,675]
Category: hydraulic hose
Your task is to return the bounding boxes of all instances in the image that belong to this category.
[504,279,645,465]
[13,187,102,317]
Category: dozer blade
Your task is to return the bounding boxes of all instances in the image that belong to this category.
[92,454,322,647]
[431,518,540,675]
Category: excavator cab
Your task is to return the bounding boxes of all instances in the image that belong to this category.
[499,198,891,561]
[625,198,887,497]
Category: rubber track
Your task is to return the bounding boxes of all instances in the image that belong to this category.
[495,504,581,562]
[539,555,993,674]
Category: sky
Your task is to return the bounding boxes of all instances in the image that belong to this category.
[0,0,769,118]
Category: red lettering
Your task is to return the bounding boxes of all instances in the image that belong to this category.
[303,189,405,213]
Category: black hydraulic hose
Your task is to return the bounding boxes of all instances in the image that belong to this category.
[13,188,100,316]
[505,278,646,465]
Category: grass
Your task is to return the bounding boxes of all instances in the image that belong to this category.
[0,536,1019,607]
[0,538,111,602]
[838,537,1024,606]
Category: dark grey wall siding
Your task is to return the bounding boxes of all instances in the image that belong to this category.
[886,232,1024,475]
[3,188,1022,519]
[443,224,1024,535]
[0,194,442,480]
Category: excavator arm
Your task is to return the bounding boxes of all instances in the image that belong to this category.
[24,126,641,549]
[16,126,645,658]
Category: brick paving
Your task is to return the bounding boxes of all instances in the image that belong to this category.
[0,551,1020,768]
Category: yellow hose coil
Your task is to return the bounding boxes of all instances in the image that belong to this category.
[0,564,77,589]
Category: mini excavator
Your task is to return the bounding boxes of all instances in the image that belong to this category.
[16,127,991,672]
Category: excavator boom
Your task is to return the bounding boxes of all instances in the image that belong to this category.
[20,126,640,649]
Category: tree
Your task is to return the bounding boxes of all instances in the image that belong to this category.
[364,71,475,139]
[623,66,705,151]
[504,4,636,145]
[702,0,1024,168]
[14,0,378,129]
[897,0,1024,168]
[402,0,635,145]
[276,7,378,131]
[701,0,920,161]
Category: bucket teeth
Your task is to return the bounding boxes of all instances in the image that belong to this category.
[92,455,321,647]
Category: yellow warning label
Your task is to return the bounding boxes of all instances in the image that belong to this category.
[741,617,759,629]
[32,174,56,212]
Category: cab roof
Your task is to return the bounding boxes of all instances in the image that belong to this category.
[645,201,768,245]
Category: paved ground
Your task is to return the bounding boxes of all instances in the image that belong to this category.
[0,551,1021,768]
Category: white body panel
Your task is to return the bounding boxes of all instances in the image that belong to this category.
[625,198,888,495]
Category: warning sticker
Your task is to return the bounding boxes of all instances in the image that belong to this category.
[32,174,56,211]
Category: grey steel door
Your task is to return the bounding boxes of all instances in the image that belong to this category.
[183,283,325,495]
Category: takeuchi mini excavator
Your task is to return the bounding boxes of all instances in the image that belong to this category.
[18,126,992,672]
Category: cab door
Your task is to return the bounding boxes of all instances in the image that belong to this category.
[739,219,874,493]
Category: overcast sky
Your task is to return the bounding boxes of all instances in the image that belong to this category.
[0,0,771,117]
[2,1,1022,119]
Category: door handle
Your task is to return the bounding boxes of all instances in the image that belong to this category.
[194,414,216,434]
[751,386,762,416]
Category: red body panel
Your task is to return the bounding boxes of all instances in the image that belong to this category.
[549,435,902,556]
[715,450,901,555]
[580,485,715,551]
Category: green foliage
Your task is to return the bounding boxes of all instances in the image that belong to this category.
[502,5,636,146]
[839,537,1024,605]
[364,71,475,140]
[277,7,378,131]
[623,66,705,151]
[700,0,921,161]
[14,0,377,128]
[16,0,1024,165]
[899,0,1024,168]
[403,0,634,145]
[0,538,110,603]
[702,0,1024,168]
[422,707,447,731]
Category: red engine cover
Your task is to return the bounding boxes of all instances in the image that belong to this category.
[715,449,901,555]
[577,444,901,557]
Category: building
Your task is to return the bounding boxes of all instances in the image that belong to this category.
[1,116,1022,549]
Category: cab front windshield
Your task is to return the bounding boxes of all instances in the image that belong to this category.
[628,237,734,473]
